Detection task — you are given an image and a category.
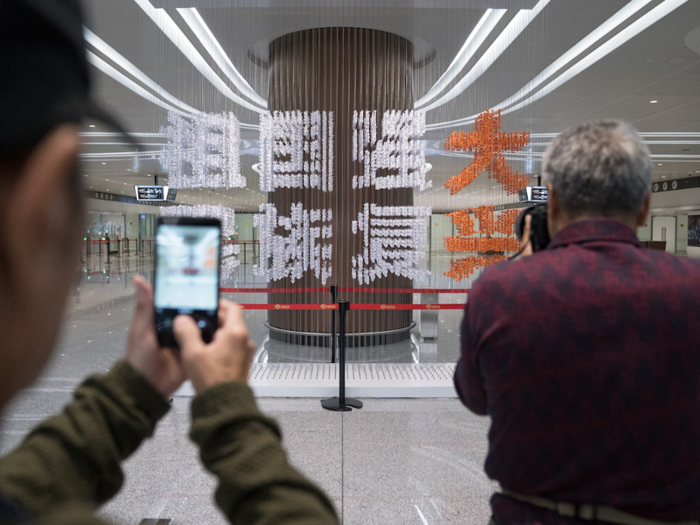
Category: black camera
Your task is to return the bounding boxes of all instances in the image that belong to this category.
[515,204,551,253]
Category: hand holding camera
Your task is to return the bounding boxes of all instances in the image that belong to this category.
[514,204,551,257]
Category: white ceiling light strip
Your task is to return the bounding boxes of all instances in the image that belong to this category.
[420,0,551,113]
[441,151,700,162]
[428,0,686,130]
[80,132,166,138]
[496,0,654,111]
[529,132,700,138]
[177,8,267,109]
[415,9,506,109]
[132,0,265,114]
[641,141,700,145]
[637,132,700,137]
[498,0,689,117]
[84,28,202,117]
[87,51,190,117]
[82,142,167,146]
[80,150,162,158]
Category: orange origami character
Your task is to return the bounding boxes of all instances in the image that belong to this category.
[444,109,530,196]
[442,109,530,281]
[444,207,520,281]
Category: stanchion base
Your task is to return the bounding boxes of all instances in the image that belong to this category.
[321,397,363,411]
[344,397,363,409]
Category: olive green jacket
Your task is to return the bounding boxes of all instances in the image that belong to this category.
[0,361,338,525]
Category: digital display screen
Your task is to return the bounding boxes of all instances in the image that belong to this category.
[528,186,548,202]
[154,225,220,311]
[689,215,700,248]
[135,186,166,201]
[519,186,548,203]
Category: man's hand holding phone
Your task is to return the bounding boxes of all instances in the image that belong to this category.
[173,301,255,393]
[126,276,187,397]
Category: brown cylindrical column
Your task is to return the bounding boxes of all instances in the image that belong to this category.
[267,27,414,343]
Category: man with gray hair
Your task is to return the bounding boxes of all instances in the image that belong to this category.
[455,120,700,525]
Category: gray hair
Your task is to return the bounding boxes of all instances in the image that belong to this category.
[542,120,652,219]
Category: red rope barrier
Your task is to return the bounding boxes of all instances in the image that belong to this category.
[349,304,464,310]
[221,287,467,294]
[339,287,470,294]
[238,304,337,310]
[236,303,463,310]
[221,287,330,293]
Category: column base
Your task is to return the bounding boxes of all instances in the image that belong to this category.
[266,320,415,348]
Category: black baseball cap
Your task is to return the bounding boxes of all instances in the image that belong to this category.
[0,0,134,160]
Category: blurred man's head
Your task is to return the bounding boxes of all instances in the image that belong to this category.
[0,0,96,406]
[542,120,652,237]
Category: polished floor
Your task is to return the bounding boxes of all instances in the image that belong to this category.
[0,251,497,524]
[1,393,496,525]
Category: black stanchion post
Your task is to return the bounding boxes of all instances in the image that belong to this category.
[321,300,363,412]
[330,284,337,363]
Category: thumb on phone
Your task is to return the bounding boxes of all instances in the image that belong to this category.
[173,315,204,354]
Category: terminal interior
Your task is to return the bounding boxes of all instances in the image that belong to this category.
[2,1,700,523]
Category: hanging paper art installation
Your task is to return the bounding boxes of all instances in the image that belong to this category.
[444,206,520,281]
[159,204,239,278]
[161,112,244,189]
[351,204,432,284]
[259,110,334,192]
[253,203,333,284]
[352,110,431,191]
[444,109,530,195]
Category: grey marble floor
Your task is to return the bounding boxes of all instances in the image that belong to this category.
[0,252,492,524]
[1,394,496,525]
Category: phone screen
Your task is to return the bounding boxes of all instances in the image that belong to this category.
[154,218,221,347]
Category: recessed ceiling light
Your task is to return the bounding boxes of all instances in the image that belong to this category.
[662,175,666,178]
[89,124,95,128]
[658,163,663,166]
[127,169,131,172]
[102,162,106,165]
[650,100,658,104]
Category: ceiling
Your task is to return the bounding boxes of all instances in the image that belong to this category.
[80,0,700,213]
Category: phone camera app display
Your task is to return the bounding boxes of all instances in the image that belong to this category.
[155,225,219,311]
[154,221,221,348]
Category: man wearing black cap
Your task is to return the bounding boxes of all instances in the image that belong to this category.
[0,1,337,524]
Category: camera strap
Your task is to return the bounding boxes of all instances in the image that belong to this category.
[501,490,698,525]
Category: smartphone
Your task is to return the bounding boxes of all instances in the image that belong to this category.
[154,217,221,348]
